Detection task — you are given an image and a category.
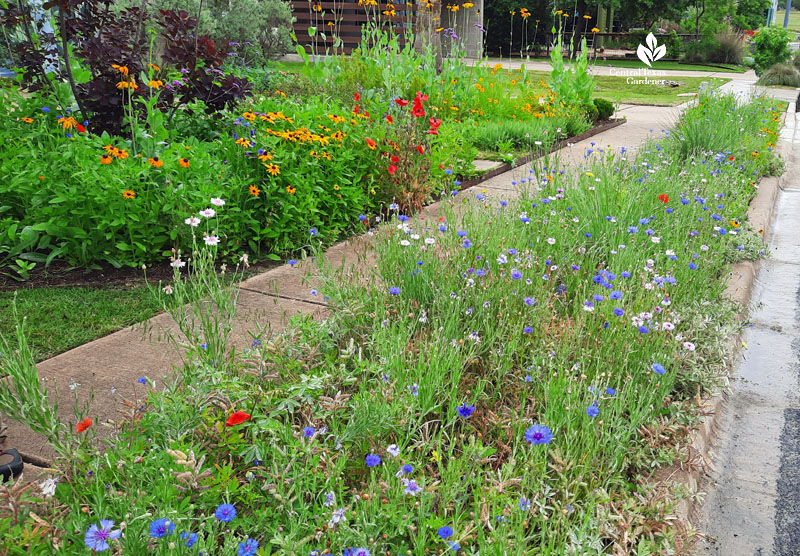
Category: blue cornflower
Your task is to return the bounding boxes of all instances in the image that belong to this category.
[438,526,454,539]
[457,404,475,418]
[606,387,616,396]
[719,228,727,235]
[287,259,298,266]
[215,503,237,523]
[200,343,208,350]
[586,405,599,418]
[627,226,639,233]
[84,520,121,552]
[523,297,535,306]
[149,518,175,538]
[438,224,447,232]
[620,271,631,278]
[652,363,666,375]
[365,454,382,467]
[592,294,604,302]
[42,106,50,112]
[398,215,410,222]
[402,464,413,473]
[456,230,468,237]
[309,228,318,236]
[518,497,531,510]
[638,326,650,334]
[358,214,367,221]
[303,426,315,437]
[462,239,473,248]
[523,326,533,334]
[389,287,401,295]
[238,538,259,556]
[344,548,371,556]
[444,168,453,175]
[524,424,553,445]
[609,291,623,300]
[310,289,318,295]
[180,532,198,547]
[511,269,523,280]
[448,542,460,551]
[137,376,147,384]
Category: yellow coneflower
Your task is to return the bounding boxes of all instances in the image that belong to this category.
[148,157,164,168]
[100,154,113,165]
[242,111,256,121]
[122,190,136,199]
[178,158,190,168]
[265,163,280,176]
[58,116,78,130]
[248,184,260,197]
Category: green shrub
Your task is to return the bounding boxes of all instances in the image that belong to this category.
[593,98,615,120]
[683,37,718,63]
[752,25,792,75]
[208,0,294,62]
[758,63,800,87]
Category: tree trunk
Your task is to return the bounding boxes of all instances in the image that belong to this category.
[414,0,442,72]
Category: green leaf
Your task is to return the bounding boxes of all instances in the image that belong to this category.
[265,253,281,261]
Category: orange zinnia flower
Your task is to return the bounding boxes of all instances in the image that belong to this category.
[178,158,190,168]
[76,417,93,433]
[100,154,113,165]
[249,185,260,197]
[148,157,164,168]
[122,190,136,199]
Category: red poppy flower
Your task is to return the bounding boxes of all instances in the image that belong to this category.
[353,104,360,114]
[386,115,393,124]
[354,92,361,102]
[415,92,429,102]
[76,417,93,433]
[438,164,444,169]
[388,164,397,175]
[76,123,86,133]
[390,155,399,163]
[657,194,669,204]
[411,106,425,118]
[225,411,251,427]
[416,145,424,155]
[729,156,735,160]
[395,98,409,106]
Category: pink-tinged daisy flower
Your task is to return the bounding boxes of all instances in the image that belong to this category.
[204,235,220,246]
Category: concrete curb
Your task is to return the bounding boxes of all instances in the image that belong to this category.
[666,169,784,526]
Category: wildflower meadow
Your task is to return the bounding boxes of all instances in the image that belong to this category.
[0,1,789,555]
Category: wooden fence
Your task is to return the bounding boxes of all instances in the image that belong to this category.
[291,1,417,53]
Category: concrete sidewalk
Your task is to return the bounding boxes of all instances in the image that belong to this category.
[5,103,681,471]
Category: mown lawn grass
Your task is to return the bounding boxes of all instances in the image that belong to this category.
[0,286,163,362]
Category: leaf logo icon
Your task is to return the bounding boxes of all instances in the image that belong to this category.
[636,32,666,67]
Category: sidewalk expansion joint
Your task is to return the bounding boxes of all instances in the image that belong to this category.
[238,287,329,308]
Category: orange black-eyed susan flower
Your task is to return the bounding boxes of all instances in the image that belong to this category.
[21,117,34,123]
[148,80,164,89]
[249,184,260,197]
[265,163,280,176]
[235,138,252,147]
[112,64,129,76]
[242,111,256,121]
[115,149,129,160]
[58,116,78,130]
[333,184,340,191]
[178,158,190,168]
[258,153,273,162]
[122,190,136,199]
[731,219,740,228]
[148,63,161,71]
[100,154,113,165]
[286,185,296,194]
[148,157,164,168]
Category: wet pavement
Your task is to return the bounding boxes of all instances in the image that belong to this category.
[698,108,800,553]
